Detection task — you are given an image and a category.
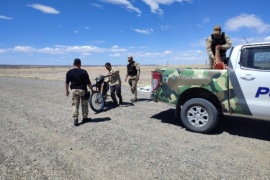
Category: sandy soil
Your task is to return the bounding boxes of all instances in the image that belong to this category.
[0,66,269,179]
[0,64,209,87]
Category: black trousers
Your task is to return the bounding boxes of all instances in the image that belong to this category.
[110,84,122,103]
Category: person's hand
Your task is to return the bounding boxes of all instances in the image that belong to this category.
[216,45,221,49]
[136,77,140,80]
[66,91,69,96]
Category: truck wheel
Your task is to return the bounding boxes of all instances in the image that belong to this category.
[180,98,218,133]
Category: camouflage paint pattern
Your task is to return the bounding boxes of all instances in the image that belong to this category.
[153,68,244,114]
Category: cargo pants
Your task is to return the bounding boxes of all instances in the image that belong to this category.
[128,76,138,100]
[71,89,88,119]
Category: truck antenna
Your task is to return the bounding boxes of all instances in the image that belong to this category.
[243,36,249,44]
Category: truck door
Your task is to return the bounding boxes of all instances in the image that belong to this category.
[234,45,270,118]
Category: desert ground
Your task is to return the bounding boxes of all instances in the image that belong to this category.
[0,65,270,180]
[0,64,209,86]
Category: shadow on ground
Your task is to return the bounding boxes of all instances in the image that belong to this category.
[136,98,152,102]
[151,108,270,141]
[214,115,270,141]
[151,108,182,127]
[79,117,111,125]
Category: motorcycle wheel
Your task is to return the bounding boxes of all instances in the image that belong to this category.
[89,92,105,113]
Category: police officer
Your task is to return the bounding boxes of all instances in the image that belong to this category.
[105,62,123,107]
[206,25,232,68]
[125,56,140,102]
[65,58,94,126]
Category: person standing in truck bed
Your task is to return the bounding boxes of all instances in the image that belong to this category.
[206,25,232,68]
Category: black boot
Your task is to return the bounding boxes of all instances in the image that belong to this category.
[119,97,123,105]
[74,119,79,126]
[111,93,118,107]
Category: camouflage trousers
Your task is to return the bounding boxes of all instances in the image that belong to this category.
[71,89,88,119]
[128,77,138,99]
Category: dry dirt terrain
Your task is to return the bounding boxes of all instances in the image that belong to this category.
[0,66,270,180]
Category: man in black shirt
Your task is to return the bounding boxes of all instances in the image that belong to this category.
[65,58,94,126]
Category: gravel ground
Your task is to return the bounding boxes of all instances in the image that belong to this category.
[0,76,270,180]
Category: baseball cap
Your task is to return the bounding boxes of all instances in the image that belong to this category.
[213,25,221,34]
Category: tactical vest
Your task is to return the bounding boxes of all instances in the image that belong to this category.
[127,62,137,76]
[211,32,227,58]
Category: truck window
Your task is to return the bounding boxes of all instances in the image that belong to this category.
[240,46,270,70]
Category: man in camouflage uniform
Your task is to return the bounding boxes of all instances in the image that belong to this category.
[206,25,232,68]
[125,56,140,102]
[65,58,94,126]
[105,62,123,107]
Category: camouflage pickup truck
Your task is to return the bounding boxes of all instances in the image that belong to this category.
[151,42,270,133]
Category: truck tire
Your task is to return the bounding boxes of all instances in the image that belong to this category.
[180,98,218,133]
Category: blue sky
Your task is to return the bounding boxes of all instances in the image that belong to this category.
[0,0,270,65]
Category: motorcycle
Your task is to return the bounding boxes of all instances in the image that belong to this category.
[89,75,110,113]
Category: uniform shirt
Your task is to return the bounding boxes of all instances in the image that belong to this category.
[127,61,140,78]
[66,68,91,90]
[206,33,232,59]
[108,67,121,86]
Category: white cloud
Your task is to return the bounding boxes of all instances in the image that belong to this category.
[138,50,172,58]
[174,50,204,61]
[160,25,173,30]
[27,4,60,14]
[66,46,103,53]
[230,36,270,46]
[111,45,127,52]
[81,53,92,56]
[191,39,207,47]
[203,17,210,23]
[164,50,172,54]
[265,36,270,41]
[0,15,13,20]
[133,28,154,35]
[141,0,192,15]
[141,0,163,15]
[225,14,270,33]
[100,0,191,16]
[14,46,36,53]
[109,53,121,57]
[91,3,104,9]
[100,0,141,16]
[9,45,105,54]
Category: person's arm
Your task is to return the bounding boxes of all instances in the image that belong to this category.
[221,34,232,50]
[125,69,128,82]
[215,46,221,63]
[65,72,70,96]
[214,45,227,69]
[85,71,94,92]
[206,37,215,59]
[87,83,94,93]
[65,83,69,96]
[135,62,140,80]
